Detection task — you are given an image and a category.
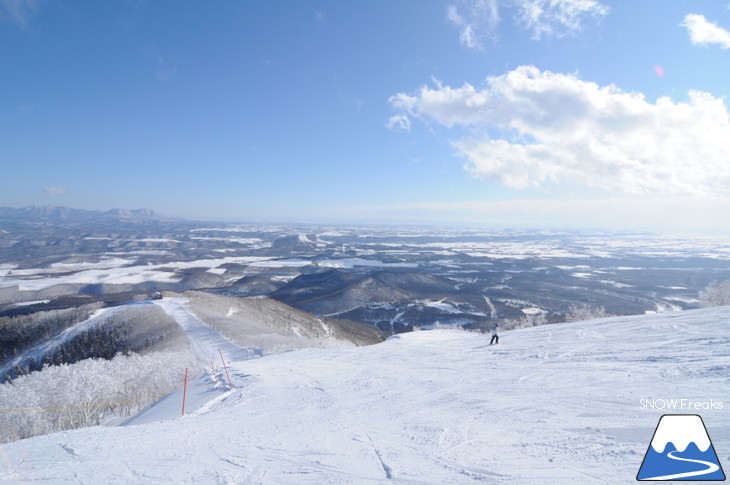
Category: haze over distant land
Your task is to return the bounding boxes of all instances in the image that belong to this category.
[3,205,730,336]
[1,2,729,233]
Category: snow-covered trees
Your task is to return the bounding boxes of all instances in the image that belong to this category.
[564,303,612,322]
[499,303,611,330]
[700,280,730,307]
[0,303,103,366]
[1,303,190,381]
[0,301,202,443]
[518,312,548,328]
[0,351,200,443]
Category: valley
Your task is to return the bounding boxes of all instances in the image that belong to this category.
[2,207,730,334]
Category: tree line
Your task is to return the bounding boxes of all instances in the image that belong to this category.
[0,303,103,366]
[1,303,190,382]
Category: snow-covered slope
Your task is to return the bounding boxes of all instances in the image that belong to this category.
[2,307,729,484]
[181,291,383,351]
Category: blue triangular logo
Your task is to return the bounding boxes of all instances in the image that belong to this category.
[637,414,725,481]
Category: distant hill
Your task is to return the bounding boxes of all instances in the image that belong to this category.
[273,270,460,313]
[271,269,492,332]
[184,291,384,349]
[0,206,166,224]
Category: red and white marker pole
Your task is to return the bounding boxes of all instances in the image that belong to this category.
[219,348,233,389]
[181,367,189,416]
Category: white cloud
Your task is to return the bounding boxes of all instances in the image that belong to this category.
[389,66,730,196]
[515,0,610,39]
[0,0,39,28]
[681,13,730,49]
[447,0,607,48]
[460,25,480,49]
[386,114,412,132]
[447,4,481,49]
[447,5,465,26]
[43,186,69,196]
[447,0,500,50]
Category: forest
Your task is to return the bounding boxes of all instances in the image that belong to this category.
[0,350,199,442]
[0,303,198,442]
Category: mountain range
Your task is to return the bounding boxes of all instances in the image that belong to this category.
[0,206,163,223]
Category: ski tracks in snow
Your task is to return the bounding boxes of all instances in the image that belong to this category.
[6,307,730,484]
[365,432,393,480]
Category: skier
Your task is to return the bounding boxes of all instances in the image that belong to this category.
[490,323,499,345]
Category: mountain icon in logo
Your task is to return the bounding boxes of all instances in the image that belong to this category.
[637,414,725,481]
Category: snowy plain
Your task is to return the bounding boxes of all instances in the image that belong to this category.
[1,305,729,484]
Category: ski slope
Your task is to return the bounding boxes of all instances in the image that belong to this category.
[153,298,262,363]
[122,297,258,426]
[2,307,729,484]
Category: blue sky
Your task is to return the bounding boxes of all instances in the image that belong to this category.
[2,0,730,232]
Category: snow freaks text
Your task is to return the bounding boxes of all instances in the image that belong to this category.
[640,399,724,411]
